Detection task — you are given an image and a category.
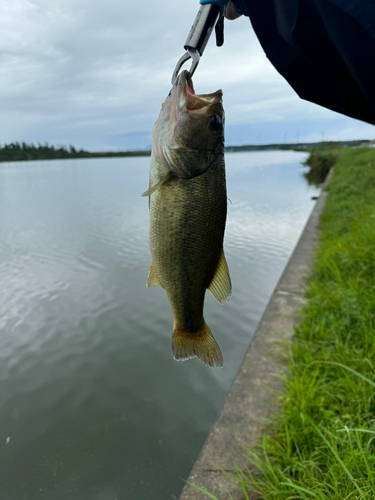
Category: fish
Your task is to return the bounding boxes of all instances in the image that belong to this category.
[142,70,231,367]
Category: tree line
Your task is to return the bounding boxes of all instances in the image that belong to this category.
[0,142,150,162]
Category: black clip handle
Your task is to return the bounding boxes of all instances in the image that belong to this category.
[215,16,224,47]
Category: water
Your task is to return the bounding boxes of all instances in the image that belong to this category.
[0,151,319,500]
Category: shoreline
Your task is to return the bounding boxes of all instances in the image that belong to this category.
[0,139,369,163]
[178,168,332,500]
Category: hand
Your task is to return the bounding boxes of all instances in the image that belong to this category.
[224,1,242,20]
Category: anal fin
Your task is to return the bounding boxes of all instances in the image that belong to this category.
[207,249,232,305]
[147,263,161,287]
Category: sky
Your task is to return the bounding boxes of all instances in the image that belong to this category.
[1,0,374,151]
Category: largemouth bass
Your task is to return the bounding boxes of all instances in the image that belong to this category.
[142,70,231,367]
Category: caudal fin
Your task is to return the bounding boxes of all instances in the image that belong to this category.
[172,322,223,368]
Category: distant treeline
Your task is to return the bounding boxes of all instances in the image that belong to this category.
[225,139,370,152]
[0,142,151,163]
[0,139,372,163]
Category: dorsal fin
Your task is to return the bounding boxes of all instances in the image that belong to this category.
[141,172,173,197]
[207,249,231,305]
[147,263,161,287]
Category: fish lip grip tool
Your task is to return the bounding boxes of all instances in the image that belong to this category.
[172,0,228,84]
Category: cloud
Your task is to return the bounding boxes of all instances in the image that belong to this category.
[0,0,374,149]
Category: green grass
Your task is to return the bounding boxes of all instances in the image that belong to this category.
[199,148,375,499]
[303,144,341,185]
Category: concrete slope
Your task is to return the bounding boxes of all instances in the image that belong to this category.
[179,170,333,500]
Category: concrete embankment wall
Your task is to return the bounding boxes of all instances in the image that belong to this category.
[179,171,332,500]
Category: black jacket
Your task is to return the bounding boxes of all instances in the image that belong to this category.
[232,0,375,125]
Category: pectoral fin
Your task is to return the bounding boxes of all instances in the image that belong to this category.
[207,249,232,305]
[141,172,173,197]
[147,263,161,287]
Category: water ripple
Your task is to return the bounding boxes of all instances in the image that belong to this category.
[0,153,320,500]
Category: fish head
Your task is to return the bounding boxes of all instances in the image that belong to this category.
[152,70,224,178]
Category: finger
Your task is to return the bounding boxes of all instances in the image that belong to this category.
[224,1,242,20]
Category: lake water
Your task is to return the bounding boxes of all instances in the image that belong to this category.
[0,151,319,500]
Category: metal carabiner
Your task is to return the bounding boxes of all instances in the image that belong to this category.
[171,1,226,84]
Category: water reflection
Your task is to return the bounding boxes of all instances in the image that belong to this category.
[0,152,319,500]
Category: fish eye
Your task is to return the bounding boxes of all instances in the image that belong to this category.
[209,115,221,130]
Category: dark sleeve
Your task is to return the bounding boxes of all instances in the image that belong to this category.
[231,0,375,125]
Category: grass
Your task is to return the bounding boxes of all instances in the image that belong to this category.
[198,148,375,499]
[303,143,341,185]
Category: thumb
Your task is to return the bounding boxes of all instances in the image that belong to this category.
[224,1,242,20]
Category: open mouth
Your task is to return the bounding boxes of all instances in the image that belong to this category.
[176,70,195,95]
[177,71,222,111]
[186,74,195,95]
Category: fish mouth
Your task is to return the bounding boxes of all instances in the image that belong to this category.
[175,71,222,112]
[175,70,195,97]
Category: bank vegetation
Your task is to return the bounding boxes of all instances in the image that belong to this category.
[202,147,375,499]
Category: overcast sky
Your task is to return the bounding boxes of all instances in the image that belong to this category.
[1,0,374,150]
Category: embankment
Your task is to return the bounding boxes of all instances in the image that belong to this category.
[180,147,375,499]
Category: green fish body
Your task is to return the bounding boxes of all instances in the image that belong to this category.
[143,71,231,367]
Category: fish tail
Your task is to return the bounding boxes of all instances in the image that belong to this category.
[172,321,223,368]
